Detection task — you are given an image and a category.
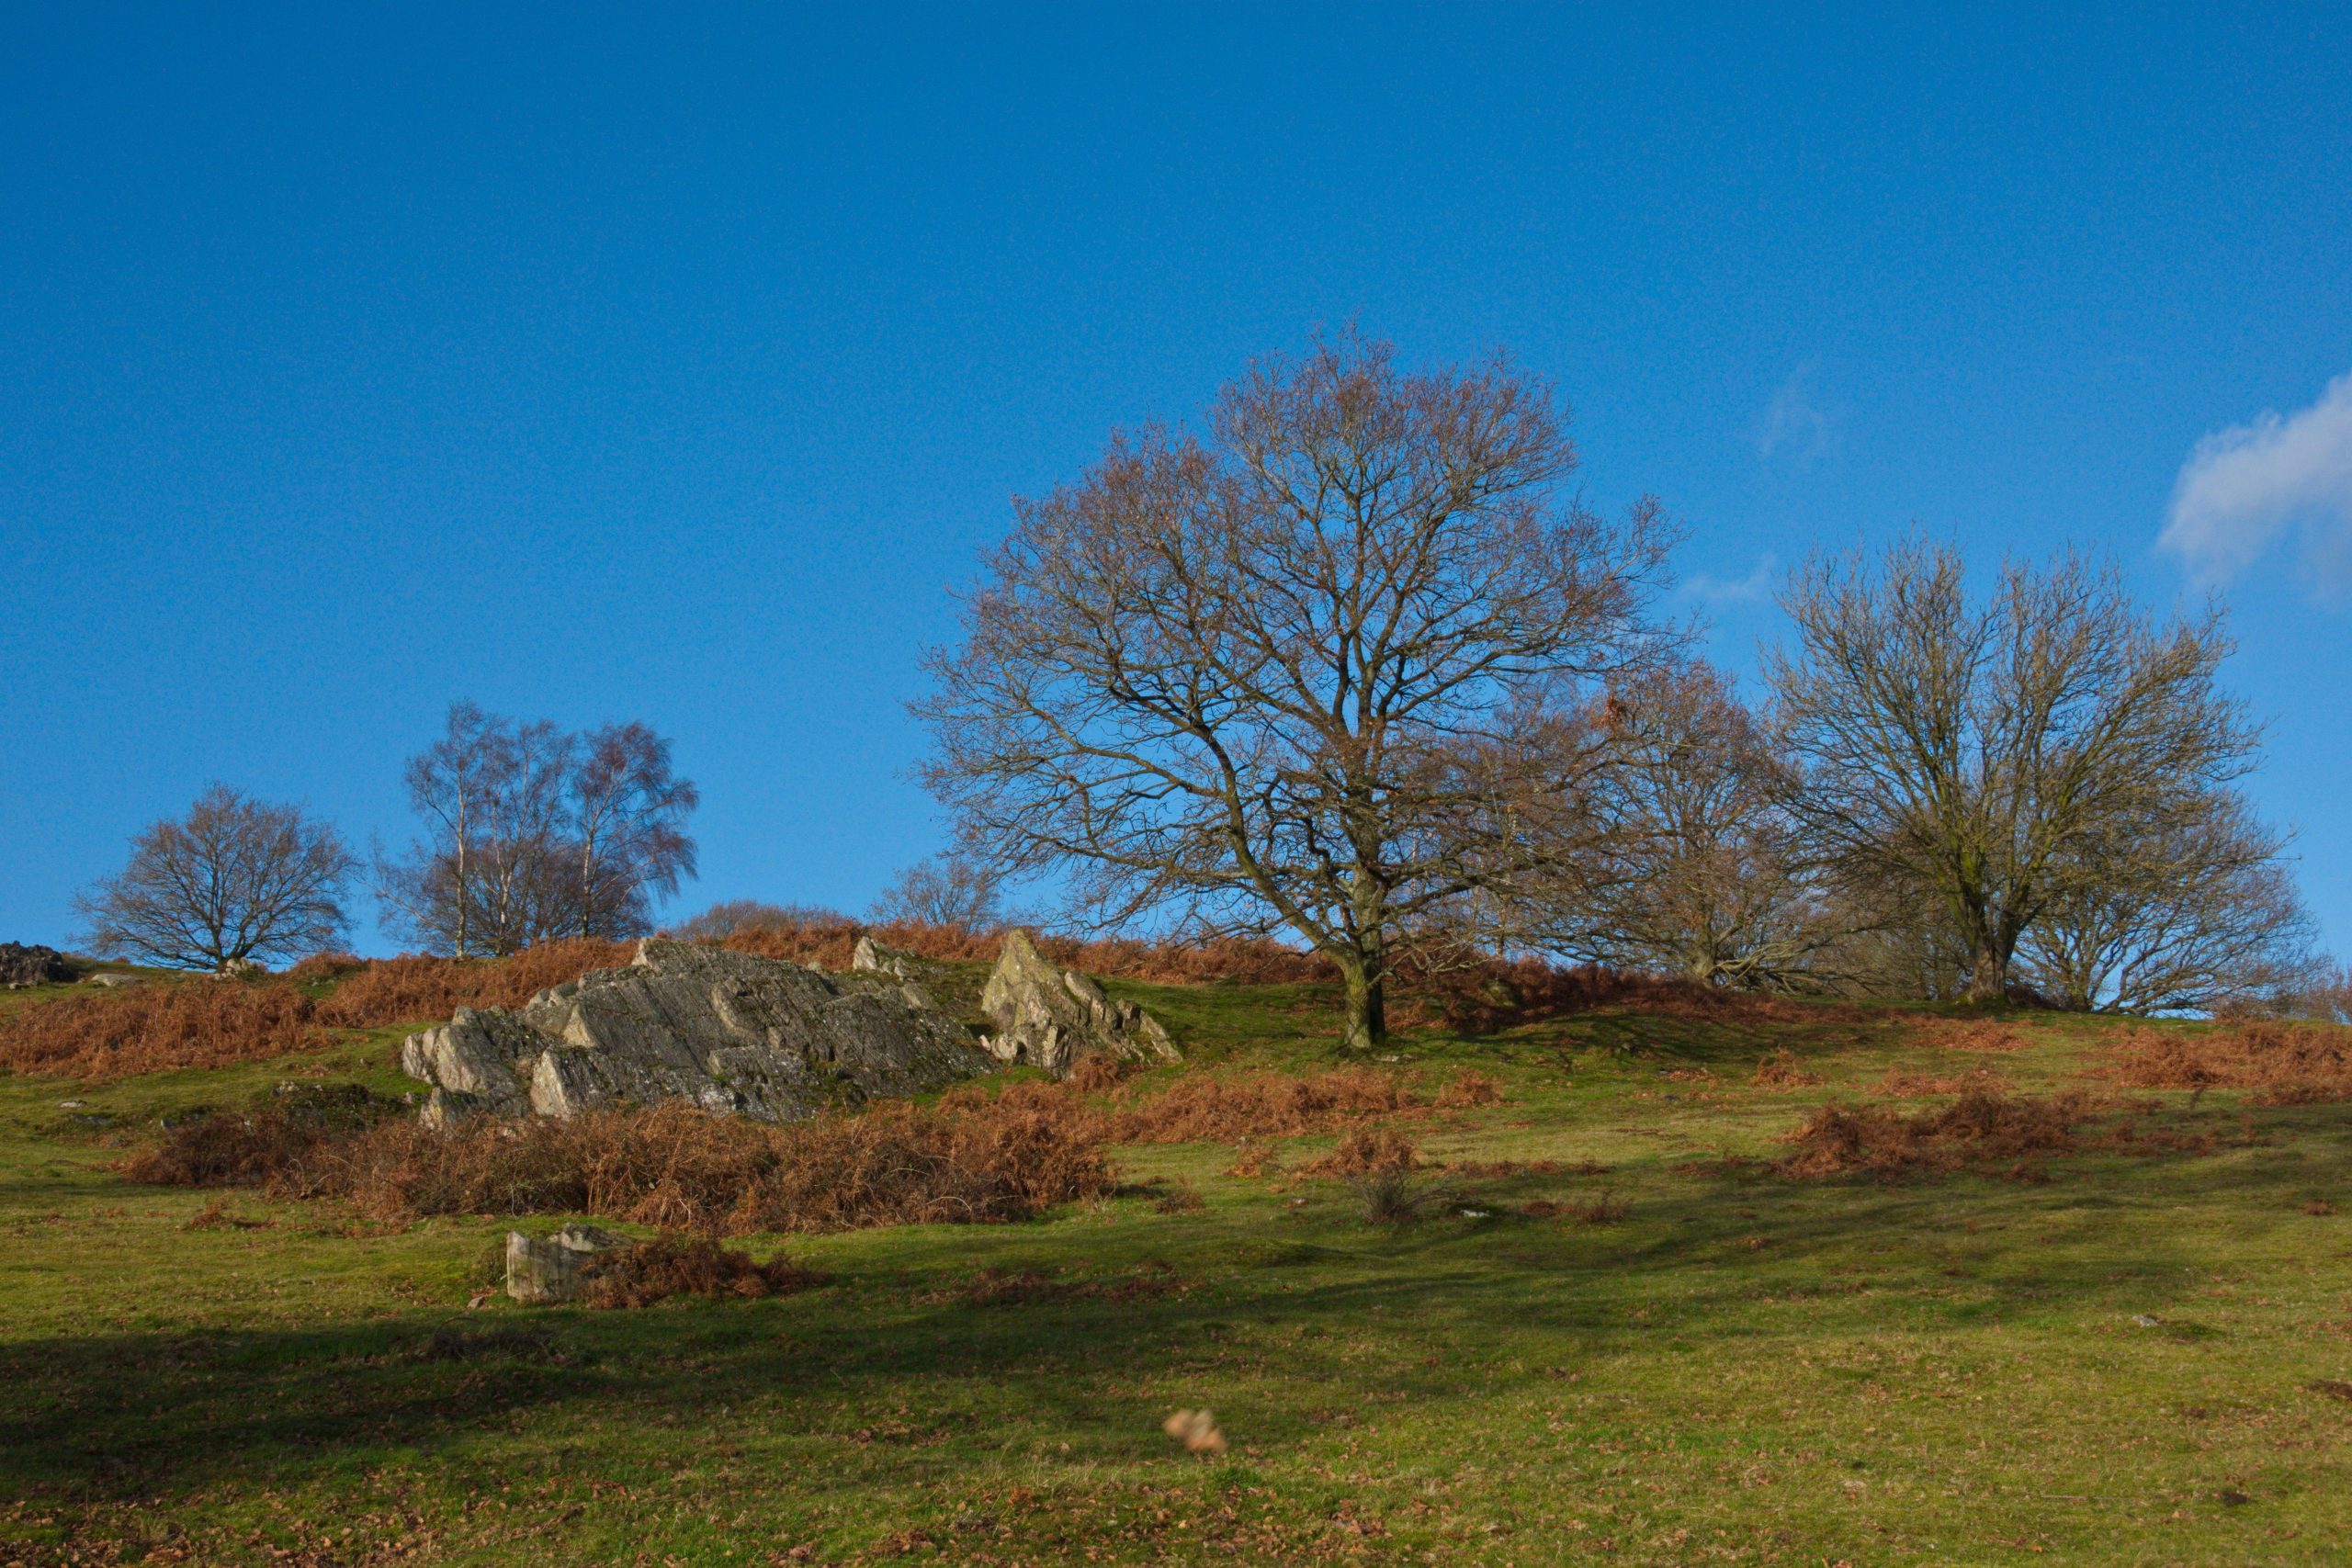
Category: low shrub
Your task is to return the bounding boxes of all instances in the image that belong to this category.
[575,1235,823,1308]
[119,1085,404,1189]
[1777,1089,2106,1181]
[1305,1126,1456,1224]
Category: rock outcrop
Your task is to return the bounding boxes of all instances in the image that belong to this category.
[400,938,992,1128]
[0,943,75,988]
[978,930,1178,1077]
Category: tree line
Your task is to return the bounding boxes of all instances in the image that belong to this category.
[915,331,2331,1046]
[69,331,2337,1044]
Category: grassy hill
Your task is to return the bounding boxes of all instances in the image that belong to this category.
[2,965,2347,1565]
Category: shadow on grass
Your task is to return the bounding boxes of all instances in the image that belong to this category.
[7,1113,2327,1509]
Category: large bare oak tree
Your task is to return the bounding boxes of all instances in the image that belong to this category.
[1766,538,2265,1004]
[917,332,1673,1049]
[74,784,358,972]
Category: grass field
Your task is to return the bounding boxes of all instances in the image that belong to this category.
[2,968,2348,1566]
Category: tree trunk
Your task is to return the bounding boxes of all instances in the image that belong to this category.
[1965,938,2009,1005]
[1339,956,1388,1054]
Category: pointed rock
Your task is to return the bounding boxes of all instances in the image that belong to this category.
[978,930,1177,1077]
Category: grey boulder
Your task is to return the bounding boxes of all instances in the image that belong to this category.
[401,938,993,1128]
[505,1224,632,1303]
[978,929,1178,1077]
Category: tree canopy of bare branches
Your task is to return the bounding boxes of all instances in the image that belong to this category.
[74,784,357,972]
[1767,538,2267,1004]
[375,704,698,955]
[917,331,1675,1049]
[1519,661,1827,987]
[2016,797,2317,1014]
[872,853,1005,931]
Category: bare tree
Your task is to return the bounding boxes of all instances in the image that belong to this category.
[917,331,1674,1050]
[1526,662,1828,987]
[374,703,503,958]
[75,784,357,972]
[2016,797,2316,1013]
[378,705,698,954]
[570,722,700,940]
[872,852,1004,930]
[1767,538,2263,1004]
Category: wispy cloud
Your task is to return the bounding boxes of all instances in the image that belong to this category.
[1681,553,1778,604]
[1753,363,1837,467]
[2160,372,2352,595]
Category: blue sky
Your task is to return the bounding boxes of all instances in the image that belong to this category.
[3,4,2347,957]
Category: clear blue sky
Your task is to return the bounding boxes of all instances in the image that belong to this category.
[4,4,2347,958]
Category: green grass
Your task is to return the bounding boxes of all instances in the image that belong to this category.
[2,978,2348,1565]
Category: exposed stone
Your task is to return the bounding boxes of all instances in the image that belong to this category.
[85,972,137,988]
[978,929,1178,1077]
[401,938,993,1127]
[505,1224,633,1303]
[212,957,265,980]
[0,943,75,988]
[852,934,922,981]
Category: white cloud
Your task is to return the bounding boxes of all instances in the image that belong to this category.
[1681,553,1777,604]
[1753,364,1837,467]
[2160,371,2352,593]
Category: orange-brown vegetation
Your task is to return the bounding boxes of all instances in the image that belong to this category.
[2105,1020,2352,1105]
[1774,1088,2216,1182]
[1750,1048,1825,1089]
[574,1235,823,1309]
[0,940,635,1081]
[1387,955,1860,1035]
[2,982,323,1081]
[1777,1089,2102,1180]
[129,1095,1113,1235]
[700,912,1332,987]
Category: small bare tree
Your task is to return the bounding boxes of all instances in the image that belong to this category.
[918,332,1674,1050]
[872,852,1004,930]
[2016,797,2316,1013]
[569,722,700,940]
[1534,662,1827,987]
[1767,538,2263,1004]
[377,705,698,954]
[75,784,357,972]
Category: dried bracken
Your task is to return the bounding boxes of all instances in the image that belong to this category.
[1777,1089,2107,1181]
[2106,1021,2352,1105]
[574,1235,822,1308]
[128,1093,1114,1235]
[1750,1048,1825,1089]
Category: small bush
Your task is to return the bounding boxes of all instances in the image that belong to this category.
[1306,1126,1456,1224]
[576,1235,822,1308]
